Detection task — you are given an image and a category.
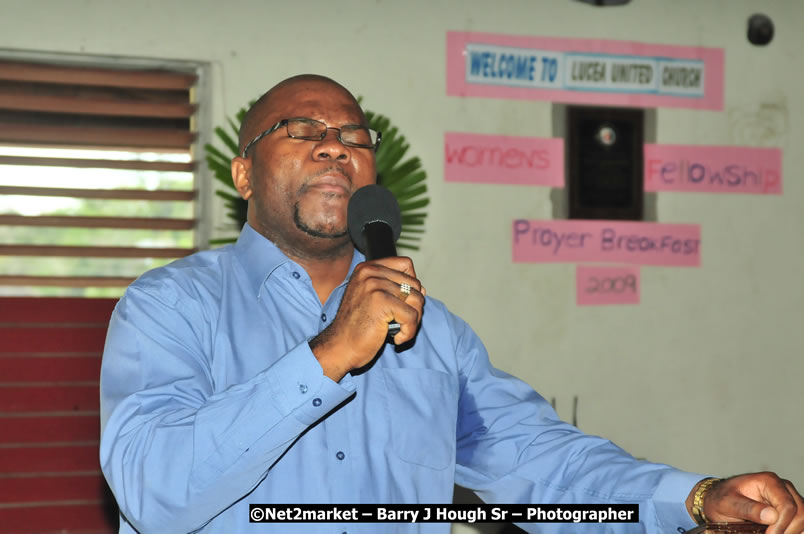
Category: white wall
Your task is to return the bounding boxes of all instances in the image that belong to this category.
[2,0,801,529]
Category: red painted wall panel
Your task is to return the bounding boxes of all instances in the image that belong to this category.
[1,327,109,353]
[0,502,114,533]
[0,356,101,382]
[1,298,118,533]
[0,385,100,412]
[0,414,99,443]
[0,444,99,474]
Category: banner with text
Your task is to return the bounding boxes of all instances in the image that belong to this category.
[644,144,782,194]
[512,220,701,266]
[576,265,641,306]
[447,32,724,110]
[445,132,564,186]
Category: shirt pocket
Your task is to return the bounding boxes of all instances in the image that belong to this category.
[381,367,456,470]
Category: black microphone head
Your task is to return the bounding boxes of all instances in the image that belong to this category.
[347,184,402,254]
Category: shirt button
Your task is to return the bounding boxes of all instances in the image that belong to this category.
[336,451,345,460]
[312,398,322,407]
[292,271,300,279]
[320,313,327,322]
[299,384,308,394]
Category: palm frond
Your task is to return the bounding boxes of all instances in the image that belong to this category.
[367,109,428,251]
[214,126,239,155]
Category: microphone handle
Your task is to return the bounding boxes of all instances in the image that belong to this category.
[362,221,401,337]
[362,221,397,260]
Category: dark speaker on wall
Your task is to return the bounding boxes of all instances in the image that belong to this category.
[747,14,774,46]
[567,106,644,221]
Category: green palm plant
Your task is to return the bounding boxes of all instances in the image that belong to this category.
[204,102,428,250]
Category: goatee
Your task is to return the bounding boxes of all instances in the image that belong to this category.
[293,203,347,239]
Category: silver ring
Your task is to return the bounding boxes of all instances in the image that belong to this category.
[399,282,411,300]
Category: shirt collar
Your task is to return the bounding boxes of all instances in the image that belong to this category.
[234,222,365,298]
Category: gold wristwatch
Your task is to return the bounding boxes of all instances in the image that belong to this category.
[692,477,722,524]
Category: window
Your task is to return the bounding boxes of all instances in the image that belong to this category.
[567,106,644,221]
[0,57,203,297]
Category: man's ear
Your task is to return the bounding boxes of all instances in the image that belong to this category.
[231,156,253,200]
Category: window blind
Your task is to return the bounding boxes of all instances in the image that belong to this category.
[0,59,200,296]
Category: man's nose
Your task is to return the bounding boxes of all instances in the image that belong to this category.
[313,128,351,162]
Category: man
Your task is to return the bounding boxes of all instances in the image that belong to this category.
[99,74,803,533]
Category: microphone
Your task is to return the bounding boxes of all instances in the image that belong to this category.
[347,184,403,337]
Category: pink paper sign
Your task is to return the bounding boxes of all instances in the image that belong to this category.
[576,265,640,306]
[512,219,701,266]
[644,144,782,194]
[447,31,724,110]
[445,132,564,186]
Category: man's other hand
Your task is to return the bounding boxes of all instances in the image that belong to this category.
[688,472,804,534]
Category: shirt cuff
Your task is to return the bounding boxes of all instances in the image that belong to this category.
[265,340,356,425]
[652,469,713,532]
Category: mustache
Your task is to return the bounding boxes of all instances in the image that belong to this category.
[298,166,353,195]
[309,166,352,182]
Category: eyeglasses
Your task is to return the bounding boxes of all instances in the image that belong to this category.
[241,117,382,157]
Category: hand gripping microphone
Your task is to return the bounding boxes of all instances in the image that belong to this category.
[347,184,403,337]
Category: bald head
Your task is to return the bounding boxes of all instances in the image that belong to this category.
[229,73,377,267]
[238,74,365,155]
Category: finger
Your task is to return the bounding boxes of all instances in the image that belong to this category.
[366,256,420,282]
[780,480,804,534]
[392,314,422,345]
[376,277,423,308]
[383,285,424,323]
[388,290,425,345]
[726,494,776,525]
[760,478,799,534]
[356,261,424,296]
[368,255,415,273]
[704,476,774,525]
[398,282,412,302]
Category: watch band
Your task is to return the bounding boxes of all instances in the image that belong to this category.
[692,477,722,524]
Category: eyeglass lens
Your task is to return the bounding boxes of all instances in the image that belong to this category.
[286,119,375,147]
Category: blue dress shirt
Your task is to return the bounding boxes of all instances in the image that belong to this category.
[100,223,705,533]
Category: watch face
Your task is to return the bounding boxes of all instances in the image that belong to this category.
[684,522,768,533]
